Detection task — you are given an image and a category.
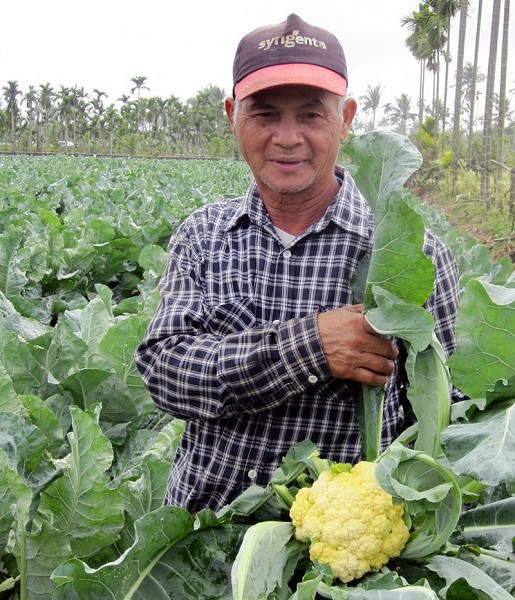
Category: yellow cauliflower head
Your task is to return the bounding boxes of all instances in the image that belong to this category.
[289,461,409,583]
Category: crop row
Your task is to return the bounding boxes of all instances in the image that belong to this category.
[0,146,513,599]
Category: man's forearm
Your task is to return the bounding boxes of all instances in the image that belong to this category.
[135,314,329,421]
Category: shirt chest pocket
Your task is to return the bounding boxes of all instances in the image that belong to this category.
[203,297,257,336]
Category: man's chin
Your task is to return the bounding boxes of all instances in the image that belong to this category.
[259,175,318,195]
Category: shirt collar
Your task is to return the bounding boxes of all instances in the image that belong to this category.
[225,165,373,239]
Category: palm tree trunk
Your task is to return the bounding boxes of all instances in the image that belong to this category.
[480,0,502,210]
[495,0,510,180]
[43,115,49,152]
[419,60,425,124]
[451,0,469,194]
[441,16,452,147]
[36,113,42,151]
[468,0,483,166]
[27,113,34,152]
[10,109,16,152]
[434,54,441,134]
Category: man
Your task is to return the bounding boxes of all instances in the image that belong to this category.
[134,14,461,512]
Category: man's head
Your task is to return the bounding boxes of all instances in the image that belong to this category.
[232,14,348,101]
[226,15,356,207]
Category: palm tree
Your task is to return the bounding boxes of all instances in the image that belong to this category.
[150,97,170,147]
[164,95,186,153]
[39,83,55,151]
[144,96,159,134]
[91,89,107,148]
[402,5,432,125]
[23,85,40,151]
[2,80,21,151]
[495,0,511,172]
[55,86,74,150]
[432,0,461,143]
[467,0,484,165]
[402,4,447,127]
[451,0,469,193]
[193,85,227,137]
[480,0,502,209]
[386,94,417,135]
[359,84,383,129]
[103,104,120,155]
[118,96,137,136]
[185,85,227,153]
[462,62,486,127]
[69,86,90,150]
[130,76,149,100]
[129,76,149,152]
[130,76,149,126]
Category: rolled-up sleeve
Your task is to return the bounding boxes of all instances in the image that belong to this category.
[134,228,330,421]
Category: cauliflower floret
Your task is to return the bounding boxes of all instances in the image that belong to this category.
[290,461,409,583]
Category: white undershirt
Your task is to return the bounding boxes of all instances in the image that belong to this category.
[271,177,343,247]
[273,225,296,247]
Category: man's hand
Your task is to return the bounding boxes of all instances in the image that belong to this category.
[317,305,398,386]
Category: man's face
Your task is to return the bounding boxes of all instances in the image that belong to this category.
[225,85,356,200]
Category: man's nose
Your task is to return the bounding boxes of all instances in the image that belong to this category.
[272,116,303,147]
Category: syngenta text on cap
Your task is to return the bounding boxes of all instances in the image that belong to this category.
[257,29,328,51]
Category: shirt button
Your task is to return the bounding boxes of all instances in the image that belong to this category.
[247,469,258,480]
[283,249,292,259]
[308,374,318,384]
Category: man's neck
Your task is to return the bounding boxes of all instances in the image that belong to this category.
[259,176,341,236]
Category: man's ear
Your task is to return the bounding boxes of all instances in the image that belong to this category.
[340,97,357,141]
[225,96,236,128]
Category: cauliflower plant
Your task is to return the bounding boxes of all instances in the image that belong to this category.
[289,461,409,583]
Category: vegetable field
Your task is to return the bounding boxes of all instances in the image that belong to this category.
[0,136,514,600]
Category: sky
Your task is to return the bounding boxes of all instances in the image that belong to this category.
[2,0,513,116]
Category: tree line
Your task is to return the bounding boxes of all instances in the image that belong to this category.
[0,79,238,158]
[1,0,513,210]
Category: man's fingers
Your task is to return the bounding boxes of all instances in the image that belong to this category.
[353,368,391,387]
[359,331,399,361]
[317,306,399,383]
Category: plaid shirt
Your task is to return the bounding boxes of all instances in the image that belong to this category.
[135,166,461,512]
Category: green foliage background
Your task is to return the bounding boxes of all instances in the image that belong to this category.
[0,150,513,599]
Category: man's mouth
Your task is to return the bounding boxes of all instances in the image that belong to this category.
[271,158,305,167]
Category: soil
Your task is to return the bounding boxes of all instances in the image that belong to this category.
[421,193,515,265]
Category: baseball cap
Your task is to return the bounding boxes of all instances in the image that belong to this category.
[232,13,348,100]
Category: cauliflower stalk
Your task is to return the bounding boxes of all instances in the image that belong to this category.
[289,460,409,583]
